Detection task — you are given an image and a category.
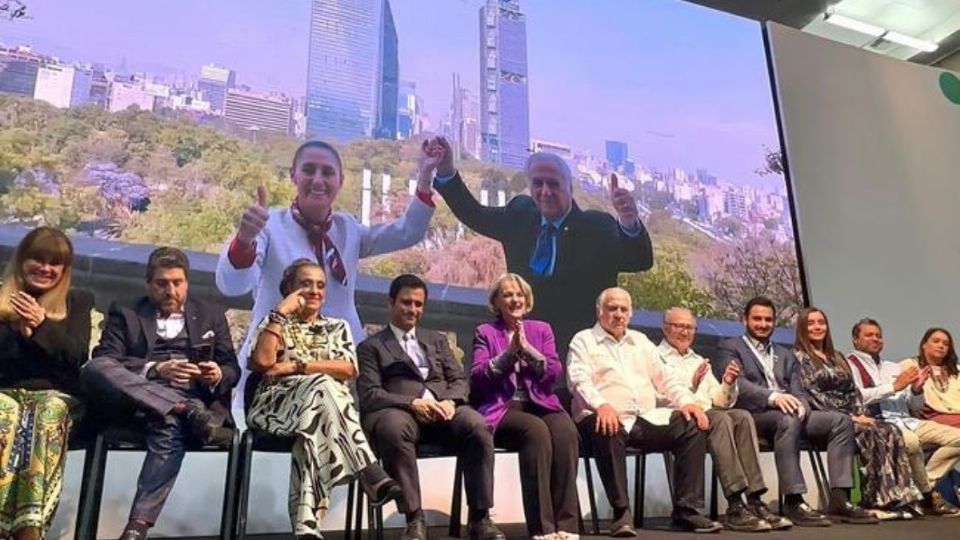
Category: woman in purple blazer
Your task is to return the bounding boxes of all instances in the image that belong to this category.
[470,273,579,540]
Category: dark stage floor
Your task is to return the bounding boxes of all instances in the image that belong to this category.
[179,516,960,540]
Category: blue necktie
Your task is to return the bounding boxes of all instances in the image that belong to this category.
[529,222,557,277]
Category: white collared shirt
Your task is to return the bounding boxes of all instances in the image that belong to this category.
[567,324,695,432]
[389,324,435,400]
[743,335,785,395]
[847,350,921,431]
[156,311,185,339]
[656,340,737,412]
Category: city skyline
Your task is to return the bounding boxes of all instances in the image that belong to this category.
[0,0,781,187]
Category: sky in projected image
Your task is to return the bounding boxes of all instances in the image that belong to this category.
[0,0,802,322]
[1,0,778,185]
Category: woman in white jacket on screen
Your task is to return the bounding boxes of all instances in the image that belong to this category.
[216,139,442,411]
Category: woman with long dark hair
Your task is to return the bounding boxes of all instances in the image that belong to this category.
[913,328,960,427]
[0,227,93,539]
[794,307,919,515]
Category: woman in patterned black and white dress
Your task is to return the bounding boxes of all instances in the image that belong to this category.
[247,259,402,540]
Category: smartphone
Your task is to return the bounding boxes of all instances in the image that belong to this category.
[190,343,214,363]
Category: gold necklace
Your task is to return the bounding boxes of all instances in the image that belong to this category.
[282,318,330,363]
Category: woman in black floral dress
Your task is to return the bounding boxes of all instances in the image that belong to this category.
[793,307,920,514]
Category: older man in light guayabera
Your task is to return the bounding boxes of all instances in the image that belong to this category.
[431,136,653,360]
[657,307,792,532]
[847,318,960,517]
[568,288,720,537]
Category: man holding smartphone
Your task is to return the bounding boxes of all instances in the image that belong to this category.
[81,247,239,540]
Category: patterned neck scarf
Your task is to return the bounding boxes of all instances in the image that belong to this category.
[290,199,347,286]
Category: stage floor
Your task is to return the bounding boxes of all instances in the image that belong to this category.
[219,516,960,539]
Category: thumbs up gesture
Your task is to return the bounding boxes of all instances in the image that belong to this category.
[237,185,270,246]
[609,173,639,227]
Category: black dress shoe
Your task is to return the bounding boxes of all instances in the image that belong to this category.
[902,502,926,519]
[118,530,146,540]
[359,464,405,507]
[467,517,505,540]
[748,499,793,529]
[724,501,772,532]
[400,519,428,540]
[827,501,879,524]
[671,509,723,533]
[783,502,831,527]
[183,403,231,445]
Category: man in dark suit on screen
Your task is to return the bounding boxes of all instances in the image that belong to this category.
[81,247,240,540]
[357,274,503,540]
[429,137,653,358]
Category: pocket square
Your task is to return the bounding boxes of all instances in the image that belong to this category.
[201,330,215,340]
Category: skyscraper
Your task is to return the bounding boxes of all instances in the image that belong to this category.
[224,89,294,135]
[605,140,628,171]
[397,80,421,140]
[479,0,530,169]
[306,0,399,142]
[33,64,92,108]
[198,64,236,114]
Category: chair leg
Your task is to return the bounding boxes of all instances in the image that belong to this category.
[583,456,599,535]
[355,486,365,540]
[449,456,464,538]
[808,450,828,511]
[235,431,255,540]
[710,461,720,520]
[635,454,646,529]
[75,432,107,540]
[219,430,241,540]
[345,480,355,540]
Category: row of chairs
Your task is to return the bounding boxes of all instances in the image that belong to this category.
[67,422,832,540]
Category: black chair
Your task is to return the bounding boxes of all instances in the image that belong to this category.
[74,419,241,540]
[580,446,676,533]
[356,443,466,540]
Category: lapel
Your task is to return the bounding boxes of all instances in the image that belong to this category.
[382,328,424,379]
[739,336,771,389]
[491,319,511,354]
[419,331,438,377]
[135,297,159,359]
[184,298,203,348]
[553,202,582,272]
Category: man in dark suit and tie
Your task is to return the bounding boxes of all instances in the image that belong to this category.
[713,296,876,526]
[81,247,239,540]
[357,274,503,540]
[429,137,653,358]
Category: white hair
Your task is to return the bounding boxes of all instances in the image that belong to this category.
[663,307,695,325]
[596,287,632,310]
[525,152,574,191]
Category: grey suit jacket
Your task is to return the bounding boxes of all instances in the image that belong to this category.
[356,326,467,415]
[714,336,810,413]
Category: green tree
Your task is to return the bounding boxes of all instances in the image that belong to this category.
[619,243,719,318]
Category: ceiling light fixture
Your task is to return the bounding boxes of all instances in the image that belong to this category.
[824,12,884,37]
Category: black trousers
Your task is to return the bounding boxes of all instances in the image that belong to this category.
[363,405,495,515]
[581,411,707,515]
[494,402,580,536]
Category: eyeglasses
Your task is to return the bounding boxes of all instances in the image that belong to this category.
[664,322,696,332]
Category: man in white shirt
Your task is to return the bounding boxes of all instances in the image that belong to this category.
[847,318,960,516]
[657,308,790,531]
[568,288,720,536]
